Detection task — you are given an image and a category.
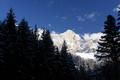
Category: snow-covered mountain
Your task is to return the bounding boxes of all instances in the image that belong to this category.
[37,29,103,70]
[37,29,102,60]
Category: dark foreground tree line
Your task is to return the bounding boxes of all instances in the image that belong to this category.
[0,8,120,80]
[0,9,89,80]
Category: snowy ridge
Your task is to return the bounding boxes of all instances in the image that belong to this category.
[75,53,96,60]
[37,29,103,60]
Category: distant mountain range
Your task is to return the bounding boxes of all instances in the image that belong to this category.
[37,29,103,69]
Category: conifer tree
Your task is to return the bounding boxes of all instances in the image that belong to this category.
[2,9,18,79]
[59,41,79,80]
[116,8,120,80]
[31,26,43,80]
[95,15,120,80]
[0,9,85,80]
[40,29,55,80]
[0,21,8,80]
[17,19,36,80]
[41,29,55,54]
[79,66,89,80]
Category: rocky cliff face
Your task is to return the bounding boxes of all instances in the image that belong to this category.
[51,30,82,53]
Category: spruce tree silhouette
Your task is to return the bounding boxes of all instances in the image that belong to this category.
[40,29,55,80]
[31,26,43,80]
[1,9,18,80]
[79,66,89,80]
[95,15,120,80]
[115,8,120,80]
[0,20,8,80]
[59,41,79,80]
[17,19,37,80]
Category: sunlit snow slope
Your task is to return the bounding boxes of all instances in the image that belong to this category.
[37,29,103,60]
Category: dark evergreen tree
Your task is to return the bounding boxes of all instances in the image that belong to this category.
[17,19,29,80]
[116,8,120,80]
[31,26,43,80]
[59,41,79,80]
[40,29,56,80]
[2,9,18,80]
[79,66,89,80]
[95,15,120,80]
[0,21,8,80]
[17,19,38,80]
[0,9,84,80]
[41,29,55,53]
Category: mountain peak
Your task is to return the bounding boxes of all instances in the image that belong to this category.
[37,29,103,60]
[64,29,76,34]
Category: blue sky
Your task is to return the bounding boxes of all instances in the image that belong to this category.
[0,0,120,34]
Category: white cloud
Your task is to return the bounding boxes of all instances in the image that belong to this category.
[55,16,68,21]
[48,24,52,27]
[84,13,96,20]
[113,4,120,12]
[61,16,67,20]
[86,13,95,19]
[48,0,55,7]
[76,16,85,22]
[77,13,96,22]
[82,32,103,41]
[55,16,59,18]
